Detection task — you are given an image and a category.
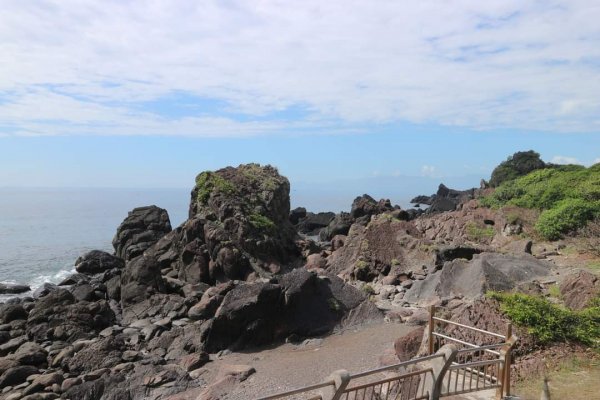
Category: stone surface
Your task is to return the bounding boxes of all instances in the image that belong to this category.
[113,205,172,262]
[75,250,124,275]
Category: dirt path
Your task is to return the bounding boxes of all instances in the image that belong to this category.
[205,321,418,399]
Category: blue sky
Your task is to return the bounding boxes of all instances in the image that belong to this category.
[0,1,599,210]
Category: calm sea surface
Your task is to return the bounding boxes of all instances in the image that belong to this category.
[0,188,189,299]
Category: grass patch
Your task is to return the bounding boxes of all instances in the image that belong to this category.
[361,284,375,296]
[466,222,495,242]
[514,356,600,400]
[248,213,276,233]
[548,284,561,299]
[195,171,237,204]
[488,292,600,348]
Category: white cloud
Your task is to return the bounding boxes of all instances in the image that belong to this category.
[421,165,437,177]
[551,156,582,165]
[1,1,600,137]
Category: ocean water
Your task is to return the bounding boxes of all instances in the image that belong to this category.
[0,188,189,299]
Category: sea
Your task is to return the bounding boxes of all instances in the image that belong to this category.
[0,188,190,301]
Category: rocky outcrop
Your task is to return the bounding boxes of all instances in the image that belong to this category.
[411,184,480,213]
[350,194,394,219]
[113,205,172,262]
[293,211,335,236]
[75,250,124,275]
[559,269,600,310]
[404,252,552,305]
[203,269,382,352]
[0,284,30,295]
[326,214,431,282]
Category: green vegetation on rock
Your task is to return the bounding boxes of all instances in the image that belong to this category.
[489,150,546,187]
[481,163,600,240]
[466,222,495,242]
[488,291,600,348]
[248,213,276,233]
[195,171,237,204]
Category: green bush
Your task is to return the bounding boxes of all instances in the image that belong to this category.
[480,162,600,239]
[535,199,600,240]
[489,150,546,187]
[488,292,600,347]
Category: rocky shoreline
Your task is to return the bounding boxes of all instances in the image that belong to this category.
[0,163,597,400]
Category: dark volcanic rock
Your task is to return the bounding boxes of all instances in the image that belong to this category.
[75,250,125,275]
[319,212,354,241]
[411,184,479,213]
[294,212,335,236]
[289,207,307,225]
[113,205,172,262]
[350,194,394,219]
[120,254,166,307]
[203,269,382,352]
[0,303,28,324]
[188,164,301,278]
[0,283,30,295]
[0,365,38,389]
[67,336,125,375]
[26,289,115,342]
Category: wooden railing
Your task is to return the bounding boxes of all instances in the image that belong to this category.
[428,305,517,398]
[258,307,518,400]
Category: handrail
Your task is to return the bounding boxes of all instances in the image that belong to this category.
[349,353,442,379]
[432,332,501,356]
[432,316,506,339]
[256,380,334,400]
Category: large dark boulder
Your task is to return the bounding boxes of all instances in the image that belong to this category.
[319,212,354,241]
[0,283,30,295]
[75,250,124,275]
[410,184,479,213]
[404,253,552,305]
[294,212,335,236]
[113,205,172,262]
[120,254,166,307]
[0,365,38,389]
[26,289,115,342]
[202,269,382,352]
[204,282,283,351]
[0,303,28,324]
[188,164,301,278]
[350,194,394,219]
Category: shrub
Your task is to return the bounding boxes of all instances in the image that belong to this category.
[488,292,600,347]
[489,150,546,187]
[535,199,600,240]
[481,161,600,239]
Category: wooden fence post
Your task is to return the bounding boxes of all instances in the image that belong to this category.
[428,305,436,355]
[319,370,350,400]
[504,323,512,397]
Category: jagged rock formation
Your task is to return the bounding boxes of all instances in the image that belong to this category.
[411,184,480,213]
[112,205,172,262]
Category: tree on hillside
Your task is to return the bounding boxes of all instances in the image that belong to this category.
[489,150,546,187]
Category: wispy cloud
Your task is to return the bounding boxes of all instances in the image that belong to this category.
[1,1,600,137]
[551,155,582,165]
[421,165,437,177]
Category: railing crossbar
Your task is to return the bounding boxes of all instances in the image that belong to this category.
[432,332,502,356]
[257,380,334,400]
[344,369,432,392]
[349,354,441,379]
[432,317,506,339]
